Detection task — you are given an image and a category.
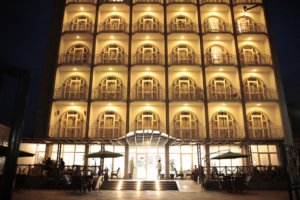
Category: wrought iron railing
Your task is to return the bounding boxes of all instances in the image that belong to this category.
[133,0,163,3]
[131,87,166,101]
[100,0,129,4]
[167,0,196,3]
[240,53,272,66]
[248,126,283,139]
[200,0,230,4]
[66,0,97,4]
[168,23,198,33]
[209,126,245,140]
[170,127,204,140]
[236,23,267,34]
[98,22,129,33]
[53,88,88,100]
[92,88,127,101]
[133,23,164,33]
[132,53,165,65]
[58,53,92,65]
[203,22,233,33]
[49,126,86,138]
[169,88,204,101]
[205,53,236,65]
[130,126,165,133]
[244,89,278,101]
[207,89,241,101]
[89,126,123,139]
[168,53,201,65]
[94,53,128,65]
[62,22,94,33]
[233,0,262,4]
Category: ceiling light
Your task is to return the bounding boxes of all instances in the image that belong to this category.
[146,68,150,70]
[184,103,188,106]
[222,103,226,106]
[110,35,114,39]
[181,7,184,11]
[71,102,74,105]
[147,7,151,11]
[109,68,113,71]
[219,68,223,71]
[213,7,217,11]
[73,68,77,71]
[76,35,80,39]
[247,37,252,40]
[113,6,116,10]
[146,35,149,39]
[216,36,220,39]
[181,35,185,39]
[80,7,84,10]
[253,69,257,72]
[257,103,261,106]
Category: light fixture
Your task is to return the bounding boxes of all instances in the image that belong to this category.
[181,35,185,39]
[183,68,186,71]
[80,7,84,10]
[219,68,223,71]
[146,35,149,39]
[109,67,113,71]
[113,6,116,10]
[147,7,151,11]
[184,103,188,106]
[247,37,252,40]
[76,35,80,39]
[73,68,77,71]
[146,67,150,70]
[110,35,114,39]
[222,103,226,106]
[216,36,220,39]
[109,103,112,106]
[253,69,257,72]
[213,7,217,11]
[257,103,261,106]
[181,7,184,11]
[71,102,74,105]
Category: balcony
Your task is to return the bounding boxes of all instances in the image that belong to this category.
[132,53,165,65]
[89,126,123,139]
[92,88,127,101]
[167,0,196,4]
[54,88,88,101]
[95,53,128,65]
[98,22,129,33]
[133,23,163,33]
[244,89,278,101]
[200,0,230,5]
[49,126,86,138]
[240,54,272,66]
[131,88,165,101]
[205,53,236,66]
[207,89,241,101]
[62,22,94,33]
[66,0,97,4]
[248,126,283,139]
[236,23,267,34]
[210,126,244,140]
[100,0,129,4]
[233,0,262,4]
[133,0,163,4]
[130,126,164,133]
[168,53,201,65]
[58,53,92,65]
[170,127,203,140]
[203,22,233,34]
[168,23,198,33]
[169,88,204,101]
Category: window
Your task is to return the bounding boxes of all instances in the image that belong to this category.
[208,76,234,100]
[70,15,92,31]
[211,111,236,139]
[96,111,122,138]
[104,15,126,31]
[51,144,85,166]
[62,76,87,99]
[136,45,160,64]
[171,45,195,64]
[236,16,256,33]
[244,77,265,100]
[248,112,270,139]
[97,76,123,100]
[207,45,228,64]
[67,44,89,64]
[240,46,260,65]
[137,15,160,32]
[173,77,198,100]
[210,145,243,168]
[250,145,279,166]
[136,111,160,130]
[136,76,160,100]
[170,16,193,32]
[204,16,226,32]
[173,111,198,139]
[58,111,85,138]
[100,44,124,64]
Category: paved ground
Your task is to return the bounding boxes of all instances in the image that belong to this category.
[12,180,289,200]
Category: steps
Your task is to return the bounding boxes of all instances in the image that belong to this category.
[101,180,179,191]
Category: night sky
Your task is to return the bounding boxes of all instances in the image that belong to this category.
[0,0,300,137]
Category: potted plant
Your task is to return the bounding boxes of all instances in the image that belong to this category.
[169,159,175,179]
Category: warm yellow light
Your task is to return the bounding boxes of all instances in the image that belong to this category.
[113,6,116,10]
[80,7,84,10]
[184,103,188,106]
[76,35,80,39]
[216,36,220,39]
[71,102,74,105]
[222,103,226,106]
[109,68,113,71]
[146,68,150,70]
[257,103,261,106]
[213,7,217,11]
[219,68,223,71]
[73,68,77,71]
[247,37,252,40]
[146,35,149,39]
[181,7,184,11]
[110,35,114,39]
[253,69,257,72]
[181,35,185,39]
[109,103,112,106]
[183,68,186,71]
[146,103,150,106]
[147,7,151,11]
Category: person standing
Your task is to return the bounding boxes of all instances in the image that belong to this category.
[59,158,65,173]
[156,159,162,180]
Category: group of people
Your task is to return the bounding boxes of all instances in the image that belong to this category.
[43,157,65,177]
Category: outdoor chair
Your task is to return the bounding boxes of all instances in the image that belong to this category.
[174,168,184,179]
[111,167,120,178]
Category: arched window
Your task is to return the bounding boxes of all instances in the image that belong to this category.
[248,112,270,139]
[70,15,93,32]
[137,15,160,32]
[136,44,160,64]
[136,111,160,130]
[171,45,195,64]
[236,16,256,33]
[172,77,199,100]
[100,44,124,64]
[206,45,228,64]
[62,76,87,100]
[211,111,236,139]
[96,76,123,100]
[59,111,85,138]
[96,111,121,139]
[204,16,226,32]
[136,76,160,100]
[103,15,126,31]
[66,44,89,64]
[173,111,198,139]
[208,77,235,100]
[170,16,193,32]
[240,46,260,65]
[244,77,266,100]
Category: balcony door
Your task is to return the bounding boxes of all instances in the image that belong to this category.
[209,45,226,64]
[236,16,255,33]
[248,112,270,138]
[173,45,194,64]
[206,16,224,32]
[136,112,160,130]
[102,44,123,63]
[212,112,235,139]
[240,46,259,64]
[174,112,198,139]
[68,45,89,63]
[97,111,121,138]
[105,16,124,31]
[136,77,159,100]
[137,45,159,64]
[71,16,92,31]
[63,76,86,99]
[60,111,84,138]
[172,16,192,31]
[138,16,159,31]
[244,77,265,100]
[209,77,232,100]
[99,76,122,100]
[173,77,196,100]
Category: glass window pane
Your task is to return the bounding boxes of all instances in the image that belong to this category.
[252,153,259,166]
[268,145,277,153]
[115,146,125,153]
[181,145,192,153]
[63,145,75,152]
[89,145,100,153]
[258,145,268,152]
[182,154,192,171]
[75,145,85,152]
[251,145,258,153]
[37,144,46,151]
[63,153,74,165]
[74,153,85,165]
[129,146,136,153]
[170,154,181,172]
[170,146,180,153]
[148,146,157,153]
[52,144,58,152]
[158,146,165,153]
[105,145,113,151]
[270,154,279,165]
[231,158,243,166]
[259,153,269,165]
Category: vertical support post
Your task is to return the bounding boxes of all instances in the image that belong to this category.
[165,144,170,179]
[56,143,62,164]
[84,144,89,166]
[205,144,210,180]
[124,144,129,178]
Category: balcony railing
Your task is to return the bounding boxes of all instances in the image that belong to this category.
[49,126,86,138]
[240,54,272,66]
[168,53,201,65]
[62,22,94,33]
[92,88,127,101]
[89,126,123,139]
[168,23,198,33]
[169,88,204,101]
[203,22,233,33]
[170,127,203,140]
[58,53,92,65]
[233,0,262,4]
[133,0,163,4]
[132,54,165,65]
[248,126,283,139]
[167,0,196,4]
[133,23,163,33]
[100,0,129,4]
[98,22,128,33]
[210,126,244,140]
[54,88,88,100]
[205,53,236,65]
[95,53,128,65]
[66,0,97,4]
[130,126,164,133]
[131,87,165,101]
[207,89,241,101]
[244,89,278,101]
[236,23,267,34]
[200,0,230,4]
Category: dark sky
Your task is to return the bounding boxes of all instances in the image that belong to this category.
[0,0,300,137]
